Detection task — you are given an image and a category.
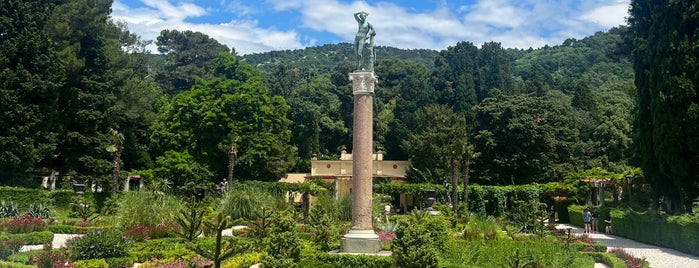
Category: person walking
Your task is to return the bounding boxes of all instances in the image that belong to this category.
[591,208,599,233]
[583,207,592,234]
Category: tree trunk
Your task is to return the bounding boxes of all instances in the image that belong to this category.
[451,157,458,214]
[462,156,471,212]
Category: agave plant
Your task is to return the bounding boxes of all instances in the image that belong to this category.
[0,200,19,218]
[27,203,51,219]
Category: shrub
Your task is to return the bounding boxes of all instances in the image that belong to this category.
[0,238,24,260]
[392,210,450,268]
[0,260,37,268]
[125,224,151,241]
[142,256,213,268]
[221,252,263,268]
[609,248,650,268]
[0,199,20,218]
[4,214,47,233]
[73,259,108,268]
[299,253,394,268]
[29,250,71,268]
[261,210,301,268]
[6,231,54,245]
[70,197,94,221]
[67,230,130,260]
[27,203,51,219]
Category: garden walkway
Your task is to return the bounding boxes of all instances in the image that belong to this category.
[556,223,699,268]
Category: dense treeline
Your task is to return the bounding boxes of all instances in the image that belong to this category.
[1,0,695,212]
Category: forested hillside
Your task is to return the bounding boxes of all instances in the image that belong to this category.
[4,0,674,199]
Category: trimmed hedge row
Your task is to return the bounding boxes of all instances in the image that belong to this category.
[583,252,626,268]
[611,209,699,255]
[375,182,584,218]
[298,252,394,268]
[0,187,111,213]
[3,231,54,245]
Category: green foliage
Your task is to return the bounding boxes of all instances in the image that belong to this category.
[73,259,109,268]
[261,210,301,268]
[129,237,193,263]
[4,231,54,245]
[583,252,627,268]
[462,216,504,242]
[174,197,206,241]
[392,210,451,268]
[0,187,51,210]
[29,249,70,268]
[68,230,130,260]
[611,209,699,255]
[26,203,51,219]
[453,238,594,268]
[306,201,334,251]
[151,55,297,183]
[0,260,36,268]
[70,196,94,222]
[299,252,394,268]
[153,150,214,198]
[221,252,263,268]
[504,200,548,235]
[629,0,699,213]
[114,191,183,229]
[0,238,24,260]
[220,183,289,221]
[189,212,243,268]
[402,104,469,184]
[0,200,19,218]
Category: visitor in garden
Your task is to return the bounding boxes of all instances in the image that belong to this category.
[583,207,592,234]
[604,219,613,234]
[591,208,599,233]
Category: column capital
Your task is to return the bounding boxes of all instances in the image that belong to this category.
[349,71,377,95]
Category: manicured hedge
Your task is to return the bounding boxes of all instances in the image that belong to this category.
[374,182,583,218]
[0,187,51,209]
[0,186,112,216]
[298,252,394,268]
[3,231,54,245]
[611,209,699,255]
[583,252,626,268]
[0,260,35,268]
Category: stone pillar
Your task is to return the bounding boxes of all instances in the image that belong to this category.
[341,71,381,253]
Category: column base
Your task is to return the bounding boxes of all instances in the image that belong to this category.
[341,229,381,253]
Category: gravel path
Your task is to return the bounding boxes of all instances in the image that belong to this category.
[557,224,699,268]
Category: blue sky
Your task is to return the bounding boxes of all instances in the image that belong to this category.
[111,0,630,55]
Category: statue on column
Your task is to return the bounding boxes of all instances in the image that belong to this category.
[354,11,376,72]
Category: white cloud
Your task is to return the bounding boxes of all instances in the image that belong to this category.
[111,0,306,54]
[111,0,631,54]
[580,1,630,28]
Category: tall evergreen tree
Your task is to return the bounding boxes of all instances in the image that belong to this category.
[0,0,64,183]
[629,0,699,213]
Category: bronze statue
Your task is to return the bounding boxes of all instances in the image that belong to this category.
[354,11,376,72]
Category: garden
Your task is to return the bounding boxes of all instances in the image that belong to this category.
[0,181,651,268]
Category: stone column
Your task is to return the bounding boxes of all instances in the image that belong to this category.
[341,71,381,253]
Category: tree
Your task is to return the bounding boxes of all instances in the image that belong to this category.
[156,29,231,96]
[0,0,63,183]
[151,54,297,182]
[43,0,127,185]
[629,0,699,213]
[402,105,469,185]
[471,92,577,184]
